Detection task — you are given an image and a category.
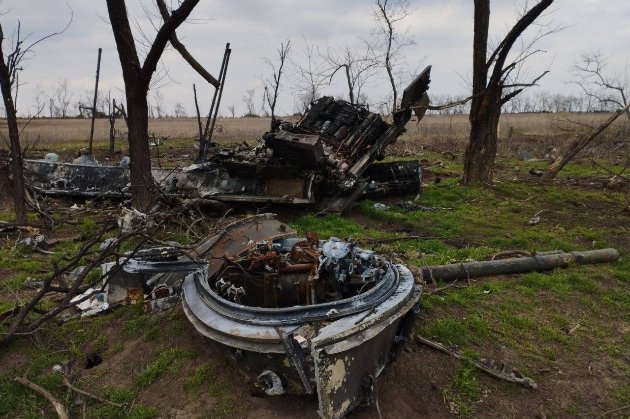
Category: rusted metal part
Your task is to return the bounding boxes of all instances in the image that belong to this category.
[363,160,422,198]
[264,131,325,168]
[23,160,128,197]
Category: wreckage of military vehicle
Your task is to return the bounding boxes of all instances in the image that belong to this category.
[23,66,432,213]
[105,214,421,419]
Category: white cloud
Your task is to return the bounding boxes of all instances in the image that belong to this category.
[0,0,627,117]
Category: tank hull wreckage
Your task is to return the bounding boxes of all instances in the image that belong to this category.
[107,214,422,419]
[23,66,431,214]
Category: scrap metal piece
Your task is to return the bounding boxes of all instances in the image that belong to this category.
[264,131,325,168]
[278,329,314,394]
[257,369,285,396]
[177,214,421,419]
[363,160,422,198]
[420,248,621,282]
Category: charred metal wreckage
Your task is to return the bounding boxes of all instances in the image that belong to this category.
[19,68,432,418]
[23,66,431,213]
[103,214,421,418]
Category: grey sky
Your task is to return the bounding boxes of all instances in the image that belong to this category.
[1,0,628,117]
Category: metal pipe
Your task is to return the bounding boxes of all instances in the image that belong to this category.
[206,45,231,149]
[88,48,102,155]
[420,248,620,282]
[198,43,230,162]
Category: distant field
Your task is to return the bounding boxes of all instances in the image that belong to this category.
[0,112,623,157]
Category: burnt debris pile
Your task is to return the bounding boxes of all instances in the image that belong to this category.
[24,66,432,213]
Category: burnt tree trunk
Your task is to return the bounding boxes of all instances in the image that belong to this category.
[344,65,355,105]
[464,0,493,184]
[125,85,153,207]
[465,101,501,182]
[464,0,554,184]
[106,0,200,210]
[0,25,26,222]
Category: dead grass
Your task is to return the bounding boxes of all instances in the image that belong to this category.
[0,116,282,149]
[1,112,622,154]
[397,112,626,156]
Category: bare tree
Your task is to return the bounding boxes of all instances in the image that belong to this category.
[173,102,186,118]
[153,90,164,118]
[54,79,72,118]
[97,89,112,117]
[227,105,235,118]
[258,89,269,117]
[325,43,378,106]
[33,84,45,116]
[106,0,217,209]
[463,0,555,184]
[373,0,414,113]
[108,97,122,155]
[0,24,25,222]
[242,88,256,116]
[572,51,629,120]
[292,39,328,113]
[0,16,71,222]
[262,40,291,129]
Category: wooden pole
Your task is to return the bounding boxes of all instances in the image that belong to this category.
[88,48,103,155]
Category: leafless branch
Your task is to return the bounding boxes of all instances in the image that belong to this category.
[156,0,219,88]
[261,39,291,126]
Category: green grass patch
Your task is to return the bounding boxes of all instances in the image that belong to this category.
[441,362,480,416]
[134,347,191,390]
[290,214,385,239]
[418,313,490,347]
[184,364,220,392]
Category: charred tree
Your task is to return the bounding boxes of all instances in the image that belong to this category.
[464,0,554,184]
[106,0,216,209]
[108,98,121,155]
[0,24,25,222]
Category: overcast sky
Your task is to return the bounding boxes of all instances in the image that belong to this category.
[1,0,628,117]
